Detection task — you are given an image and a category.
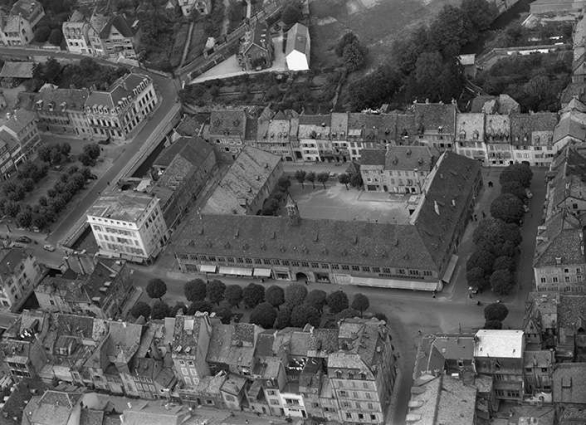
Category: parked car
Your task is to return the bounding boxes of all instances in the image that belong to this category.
[15,236,32,243]
[43,244,55,252]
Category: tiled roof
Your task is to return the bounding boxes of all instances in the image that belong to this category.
[533,211,585,268]
[9,0,42,20]
[552,363,586,404]
[435,375,477,425]
[286,23,310,56]
[85,73,149,109]
[3,379,50,425]
[202,146,281,215]
[337,318,387,368]
[79,409,104,425]
[413,103,457,134]
[558,295,586,328]
[456,113,484,141]
[359,149,385,166]
[384,146,434,171]
[175,113,209,137]
[510,113,557,145]
[524,349,554,368]
[30,390,82,425]
[299,114,331,127]
[98,14,135,39]
[18,87,89,112]
[107,320,142,363]
[206,323,260,367]
[153,136,213,169]
[209,110,247,137]
[473,330,524,358]
[171,314,207,358]
[0,61,34,79]
[220,373,247,396]
[553,107,586,143]
[87,192,154,222]
[0,108,36,134]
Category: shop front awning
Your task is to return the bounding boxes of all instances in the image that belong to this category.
[441,254,459,284]
[350,276,439,292]
[219,267,253,276]
[253,268,272,277]
[199,265,217,273]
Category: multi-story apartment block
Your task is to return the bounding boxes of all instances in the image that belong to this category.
[34,259,134,319]
[0,108,41,166]
[171,313,212,389]
[456,112,488,164]
[86,13,139,60]
[485,114,512,165]
[202,146,283,216]
[510,113,557,167]
[0,248,43,310]
[207,110,248,160]
[413,102,457,152]
[474,330,525,402]
[87,192,169,263]
[0,0,44,46]
[18,87,92,138]
[62,10,93,54]
[255,108,299,161]
[150,136,217,229]
[177,0,210,17]
[360,146,434,193]
[85,73,157,141]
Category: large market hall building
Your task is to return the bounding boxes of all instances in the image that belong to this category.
[173,152,482,291]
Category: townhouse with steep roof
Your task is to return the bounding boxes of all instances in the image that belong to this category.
[285,23,310,71]
[207,110,248,161]
[0,0,44,46]
[553,98,586,152]
[413,102,457,152]
[360,146,435,194]
[455,112,488,164]
[238,22,274,71]
[23,389,84,425]
[84,73,157,141]
[18,87,92,139]
[470,94,521,115]
[149,136,217,229]
[0,108,41,167]
[346,113,408,161]
[87,13,139,60]
[206,322,262,378]
[485,113,512,165]
[0,248,43,311]
[552,363,586,411]
[87,191,169,263]
[330,112,350,161]
[298,114,331,162]
[34,259,135,319]
[174,151,481,290]
[62,10,93,55]
[510,113,558,167]
[202,146,282,218]
[254,108,299,161]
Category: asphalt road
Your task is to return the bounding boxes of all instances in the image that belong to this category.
[0,47,181,246]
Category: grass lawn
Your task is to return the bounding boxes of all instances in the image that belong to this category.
[186,21,208,62]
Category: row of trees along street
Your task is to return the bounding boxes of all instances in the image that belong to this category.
[131,279,386,329]
[466,163,533,297]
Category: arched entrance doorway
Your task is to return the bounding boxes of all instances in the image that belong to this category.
[295,272,308,282]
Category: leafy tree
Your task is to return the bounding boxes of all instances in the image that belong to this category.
[170,302,187,317]
[4,201,20,218]
[50,150,64,165]
[490,269,515,295]
[336,308,361,320]
[281,3,302,26]
[484,320,503,329]
[484,302,509,322]
[429,5,473,57]
[37,144,52,162]
[374,312,388,322]
[499,163,533,188]
[336,32,359,56]
[306,289,327,312]
[187,300,213,315]
[83,143,101,160]
[290,304,321,327]
[146,278,167,300]
[32,215,48,230]
[262,198,280,216]
[501,180,527,202]
[275,304,293,329]
[351,293,370,316]
[327,290,349,314]
[490,193,524,224]
[265,285,285,309]
[306,171,316,189]
[316,172,330,189]
[338,173,351,189]
[59,143,71,156]
[207,279,226,305]
[466,250,495,274]
[466,266,489,291]
[243,283,265,308]
[48,28,63,46]
[151,301,171,319]
[295,170,306,188]
[34,26,51,42]
[350,173,363,188]
[343,40,366,72]
[22,178,34,192]
[285,283,308,306]
[130,301,151,319]
[41,58,62,84]
[277,176,291,193]
[213,303,233,324]
[461,0,498,31]
[493,256,515,272]
[16,210,32,228]
[250,302,277,328]
[473,218,522,253]
[225,284,243,307]
[348,64,401,111]
[79,153,95,167]
[184,279,207,302]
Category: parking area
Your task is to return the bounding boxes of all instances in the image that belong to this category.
[288,182,415,224]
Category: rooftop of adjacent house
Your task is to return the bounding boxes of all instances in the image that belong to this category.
[0,61,34,79]
[335,318,387,369]
[121,400,190,425]
[510,113,558,145]
[9,0,42,20]
[552,362,586,404]
[66,9,85,23]
[286,23,310,56]
[0,247,29,279]
[193,373,227,397]
[0,108,37,134]
[413,102,457,134]
[436,375,477,425]
[206,323,260,368]
[405,375,441,423]
[533,210,585,268]
[362,146,434,171]
[2,379,50,425]
[85,73,150,109]
[220,373,247,396]
[153,136,214,170]
[29,390,83,425]
[98,13,135,39]
[106,320,142,363]
[35,275,90,304]
[202,146,281,215]
[18,87,89,112]
[79,409,105,425]
[558,294,586,328]
[244,22,271,51]
[456,113,485,140]
[87,192,155,222]
[484,113,510,138]
[524,349,554,368]
[553,103,586,143]
[171,314,207,358]
[469,94,520,115]
[209,110,247,137]
[474,329,524,358]
[175,113,209,137]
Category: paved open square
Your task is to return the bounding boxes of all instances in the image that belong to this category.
[288,182,417,224]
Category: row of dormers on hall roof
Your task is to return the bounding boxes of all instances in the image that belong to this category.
[84,73,152,116]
